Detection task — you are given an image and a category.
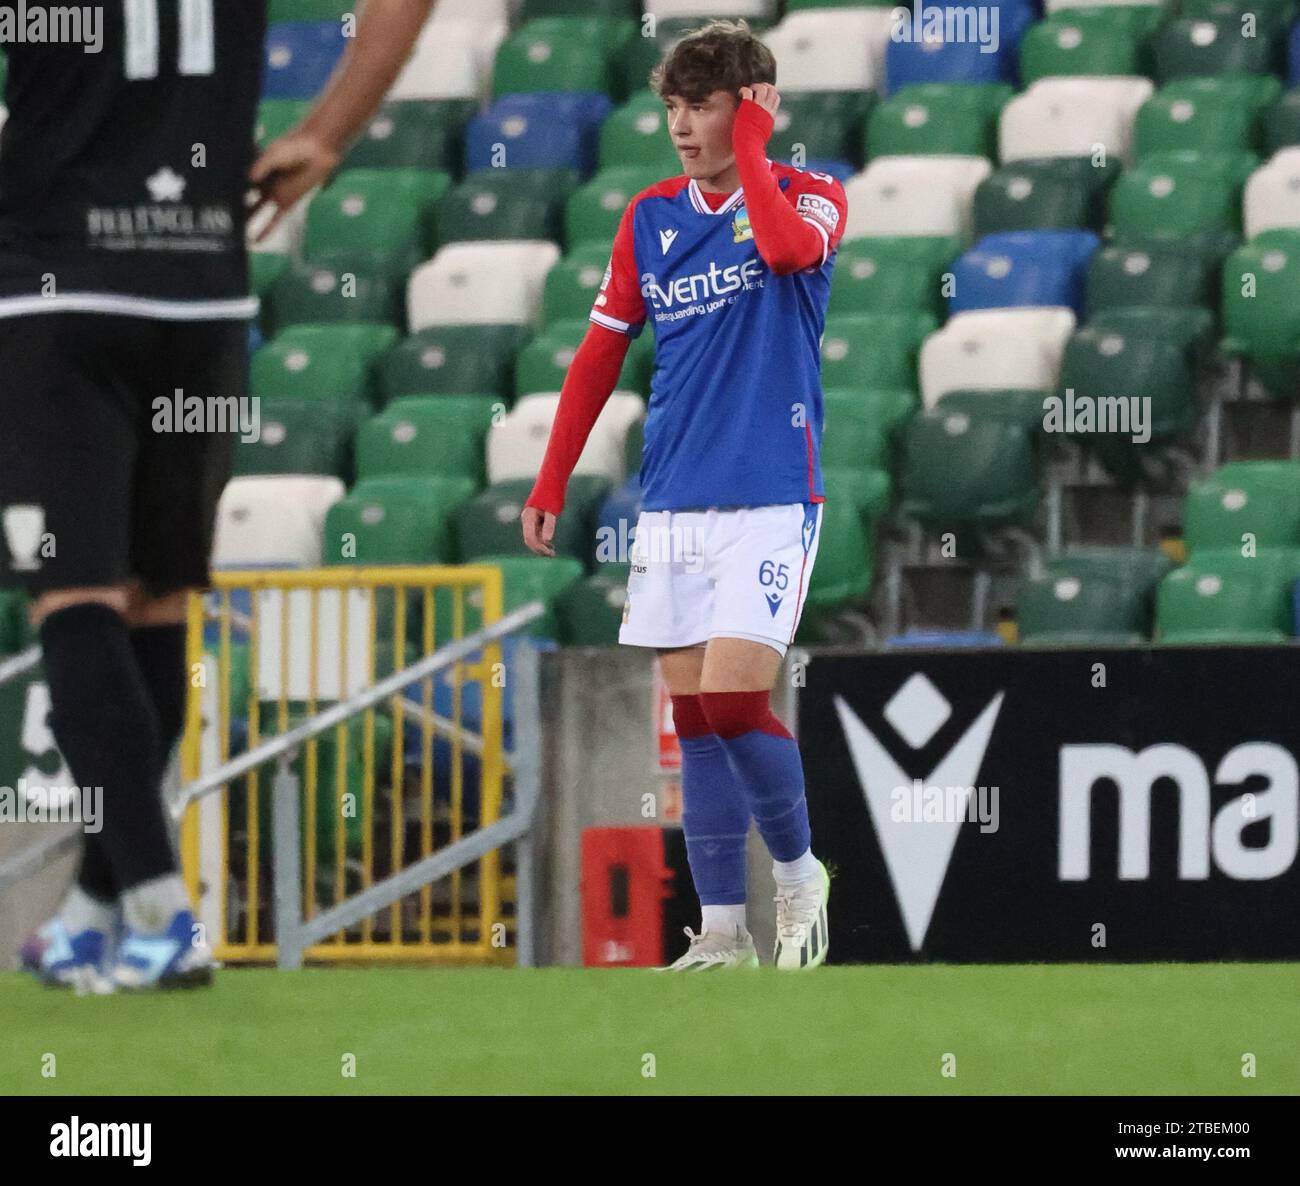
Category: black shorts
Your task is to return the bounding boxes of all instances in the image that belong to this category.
[0,313,246,597]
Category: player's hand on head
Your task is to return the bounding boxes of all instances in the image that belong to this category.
[738,83,781,117]
[248,132,342,242]
[521,506,557,558]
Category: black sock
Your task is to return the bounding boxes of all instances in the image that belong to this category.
[40,604,176,894]
[73,622,188,903]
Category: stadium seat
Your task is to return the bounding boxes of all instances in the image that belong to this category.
[320,475,475,566]
[1108,156,1243,246]
[255,98,311,147]
[646,0,776,16]
[1157,551,1299,642]
[543,243,615,325]
[436,0,515,22]
[1085,243,1216,314]
[935,388,1049,434]
[1221,230,1300,394]
[919,308,1076,407]
[799,492,874,626]
[250,324,397,412]
[523,0,641,18]
[268,0,350,20]
[566,166,664,251]
[866,86,1007,159]
[1047,545,1175,591]
[515,319,650,398]
[438,167,576,244]
[1184,462,1300,553]
[389,17,502,101]
[455,479,611,565]
[1264,87,1300,153]
[1017,571,1150,645]
[263,21,347,100]
[232,398,353,481]
[212,476,345,568]
[1153,17,1284,84]
[999,77,1154,164]
[1020,9,1151,84]
[883,9,1023,95]
[475,554,586,641]
[377,325,531,402]
[344,101,473,174]
[487,392,645,484]
[267,261,402,333]
[556,564,632,647]
[820,391,894,471]
[769,90,875,171]
[1089,306,1215,355]
[1243,149,1300,238]
[820,312,938,390]
[762,8,895,92]
[600,92,684,173]
[492,17,633,99]
[407,242,562,331]
[829,237,955,319]
[355,396,497,484]
[899,411,1041,529]
[304,169,448,278]
[1135,87,1266,162]
[949,230,1100,314]
[466,97,609,177]
[843,156,992,240]
[250,252,290,301]
[973,157,1119,237]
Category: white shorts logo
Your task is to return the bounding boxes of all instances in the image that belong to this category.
[3,505,45,572]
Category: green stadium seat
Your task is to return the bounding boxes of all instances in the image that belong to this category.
[974,157,1119,236]
[566,166,662,251]
[599,91,683,172]
[1018,11,1147,85]
[543,243,614,325]
[866,88,998,159]
[829,237,952,318]
[231,398,353,481]
[1222,231,1300,397]
[1047,547,1176,588]
[321,475,476,566]
[515,318,649,398]
[438,167,575,245]
[378,325,531,403]
[819,393,892,472]
[521,0,640,19]
[821,313,936,390]
[1152,16,1284,83]
[1264,87,1300,153]
[899,411,1040,529]
[1086,243,1215,315]
[0,589,31,656]
[355,397,496,484]
[1135,88,1265,161]
[344,100,475,173]
[822,464,892,526]
[250,324,398,411]
[1178,0,1296,34]
[255,98,311,148]
[268,0,351,21]
[801,494,874,619]
[454,477,610,566]
[484,554,587,641]
[1157,550,1299,643]
[304,169,450,277]
[250,252,290,300]
[556,563,631,646]
[1108,157,1243,246]
[267,261,402,333]
[824,386,917,448]
[493,17,634,99]
[1162,74,1284,115]
[1184,462,1300,552]
[772,90,875,168]
[1018,572,1149,645]
[1089,305,1216,355]
[934,389,1048,434]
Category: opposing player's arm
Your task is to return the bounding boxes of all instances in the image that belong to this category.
[250,0,438,238]
[733,86,847,274]
[523,201,646,555]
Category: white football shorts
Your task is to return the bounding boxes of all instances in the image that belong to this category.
[617,502,823,656]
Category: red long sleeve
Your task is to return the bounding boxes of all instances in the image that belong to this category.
[732,99,827,275]
[525,322,631,516]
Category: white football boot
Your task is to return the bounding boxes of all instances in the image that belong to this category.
[773,859,830,971]
[657,925,760,971]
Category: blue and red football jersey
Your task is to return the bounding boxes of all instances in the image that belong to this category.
[591,164,847,511]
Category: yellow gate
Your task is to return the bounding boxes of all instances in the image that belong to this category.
[180,565,513,965]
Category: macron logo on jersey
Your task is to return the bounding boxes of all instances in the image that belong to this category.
[659,228,679,255]
[640,258,765,311]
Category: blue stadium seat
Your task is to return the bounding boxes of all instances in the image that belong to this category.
[885,630,1004,648]
[493,92,614,137]
[883,7,1024,94]
[595,477,641,561]
[465,97,607,176]
[263,21,347,99]
[950,231,1100,314]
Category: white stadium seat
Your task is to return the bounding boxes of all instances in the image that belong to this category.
[407,241,561,331]
[762,9,895,91]
[388,20,501,101]
[248,190,313,257]
[1243,148,1300,239]
[487,392,646,485]
[211,476,345,569]
[843,156,992,240]
[919,308,1077,408]
[999,77,1154,165]
[646,1,777,20]
[432,0,518,24]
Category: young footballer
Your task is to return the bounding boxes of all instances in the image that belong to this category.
[522,21,846,970]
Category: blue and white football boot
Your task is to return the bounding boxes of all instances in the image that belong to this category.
[110,908,214,991]
[20,917,115,994]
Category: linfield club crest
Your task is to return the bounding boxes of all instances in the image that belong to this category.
[732,210,753,244]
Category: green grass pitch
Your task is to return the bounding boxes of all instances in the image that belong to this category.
[1,964,1296,1094]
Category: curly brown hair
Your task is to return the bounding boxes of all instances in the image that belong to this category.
[650,19,777,104]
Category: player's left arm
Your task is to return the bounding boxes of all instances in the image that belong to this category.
[250,0,439,238]
[733,85,847,274]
